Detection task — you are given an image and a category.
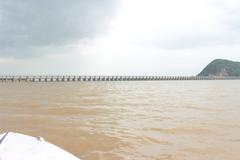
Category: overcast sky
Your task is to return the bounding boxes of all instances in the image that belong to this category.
[0,0,240,75]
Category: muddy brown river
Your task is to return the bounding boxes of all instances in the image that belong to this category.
[0,81,240,160]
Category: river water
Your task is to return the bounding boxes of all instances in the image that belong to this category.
[0,81,240,160]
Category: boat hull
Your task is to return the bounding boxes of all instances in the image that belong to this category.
[0,132,80,160]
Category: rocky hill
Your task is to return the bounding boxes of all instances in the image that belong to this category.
[198,59,240,77]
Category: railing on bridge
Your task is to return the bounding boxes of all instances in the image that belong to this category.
[0,75,239,82]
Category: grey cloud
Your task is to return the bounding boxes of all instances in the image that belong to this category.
[0,0,117,57]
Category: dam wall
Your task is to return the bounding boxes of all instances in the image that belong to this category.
[0,76,239,82]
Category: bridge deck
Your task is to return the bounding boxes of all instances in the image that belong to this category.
[0,76,239,82]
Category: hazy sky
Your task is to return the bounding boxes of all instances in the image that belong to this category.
[0,0,240,75]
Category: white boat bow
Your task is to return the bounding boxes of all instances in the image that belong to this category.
[0,132,80,160]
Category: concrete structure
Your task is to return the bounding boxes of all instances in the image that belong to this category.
[0,75,239,82]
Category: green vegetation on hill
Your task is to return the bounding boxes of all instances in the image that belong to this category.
[198,59,240,77]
